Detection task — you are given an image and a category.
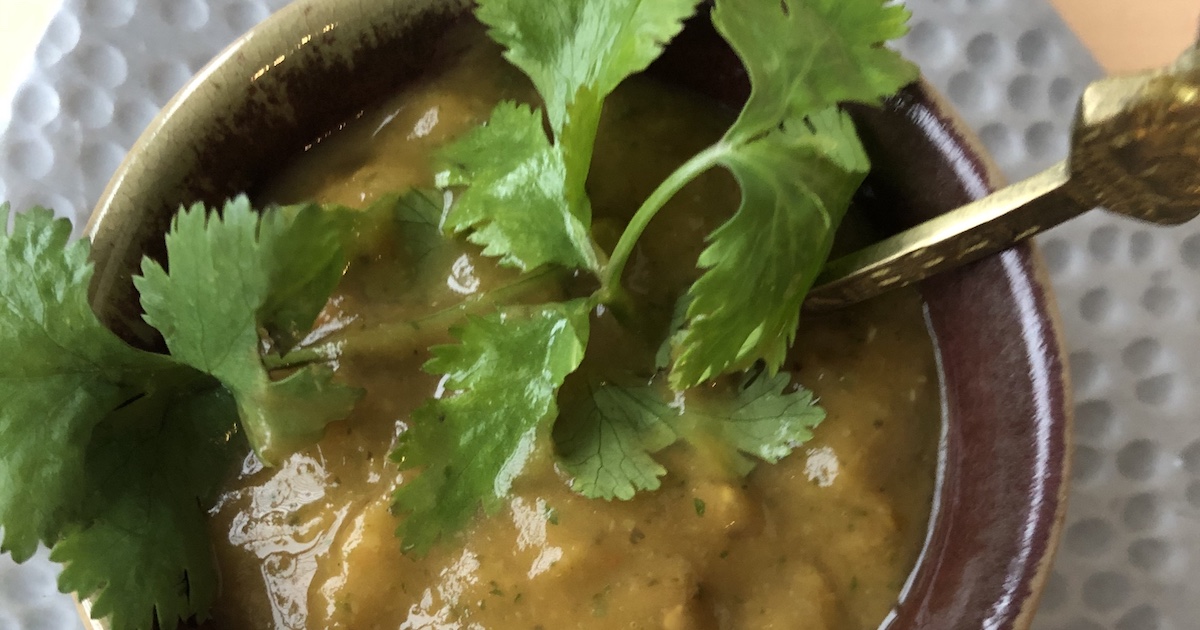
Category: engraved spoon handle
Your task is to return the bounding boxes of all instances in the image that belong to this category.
[805,162,1087,311]
[804,42,1200,312]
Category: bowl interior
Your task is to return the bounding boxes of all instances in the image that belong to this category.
[87,1,1072,628]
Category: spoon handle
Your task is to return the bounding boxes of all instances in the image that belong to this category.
[805,41,1200,312]
[804,162,1090,312]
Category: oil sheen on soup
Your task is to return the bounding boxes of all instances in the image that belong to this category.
[201,33,942,630]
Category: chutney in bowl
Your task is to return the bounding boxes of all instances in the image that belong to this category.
[79,1,1072,628]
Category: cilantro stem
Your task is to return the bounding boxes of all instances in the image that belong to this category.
[266,269,564,372]
[599,143,726,303]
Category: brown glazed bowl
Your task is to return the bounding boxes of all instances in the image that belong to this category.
[82,0,1072,628]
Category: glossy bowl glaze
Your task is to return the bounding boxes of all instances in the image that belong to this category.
[83,1,1072,628]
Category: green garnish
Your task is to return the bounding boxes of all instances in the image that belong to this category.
[0,199,362,629]
[555,372,825,500]
[0,0,917,627]
[408,0,914,537]
[609,0,919,386]
[391,300,591,553]
[137,197,362,465]
[437,101,598,271]
[555,383,679,500]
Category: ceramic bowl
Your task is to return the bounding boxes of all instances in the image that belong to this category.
[82,0,1073,627]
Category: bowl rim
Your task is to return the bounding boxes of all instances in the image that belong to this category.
[81,1,1074,628]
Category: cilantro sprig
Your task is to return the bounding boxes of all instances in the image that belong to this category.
[409,0,915,542]
[392,300,591,553]
[136,198,362,465]
[604,0,919,386]
[0,199,368,629]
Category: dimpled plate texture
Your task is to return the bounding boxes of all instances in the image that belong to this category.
[0,1,1191,629]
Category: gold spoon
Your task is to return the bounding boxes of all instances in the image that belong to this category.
[805,43,1200,312]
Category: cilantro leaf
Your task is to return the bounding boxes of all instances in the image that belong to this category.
[258,201,356,353]
[391,300,590,553]
[679,371,825,474]
[714,0,918,142]
[666,0,918,388]
[671,110,869,386]
[555,371,822,500]
[438,0,701,273]
[476,0,702,196]
[54,388,243,630]
[135,197,362,465]
[0,206,178,561]
[555,383,678,500]
[385,190,447,273]
[438,102,597,272]
[0,205,248,628]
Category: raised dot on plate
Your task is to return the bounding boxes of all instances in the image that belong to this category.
[1087,225,1119,263]
[1129,538,1171,573]
[1142,285,1180,317]
[1038,237,1072,277]
[81,142,128,183]
[1121,338,1162,374]
[1064,517,1113,556]
[226,1,273,33]
[1182,439,1200,475]
[948,72,991,113]
[1069,352,1103,395]
[979,123,1018,165]
[1017,28,1056,67]
[13,82,61,128]
[1181,232,1200,269]
[85,0,139,28]
[5,139,55,179]
[1123,493,1164,532]
[966,33,1001,67]
[1081,571,1130,612]
[1074,399,1113,442]
[162,0,211,31]
[1072,444,1103,483]
[64,85,115,129]
[115,98,162,137]
[1080,288,1115,324]
[1117,439,1162,481]
[1135,374,1177,406]
[1008,75,1038,111]
[1050,76,1079,111]
[35,12,82,66]
[1129,230,1154,263]
[149,62,195,104]
[904,21,954,66]
[73,43,129,88]
[1116,605,1162,630]
[1025,121,1063,158]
